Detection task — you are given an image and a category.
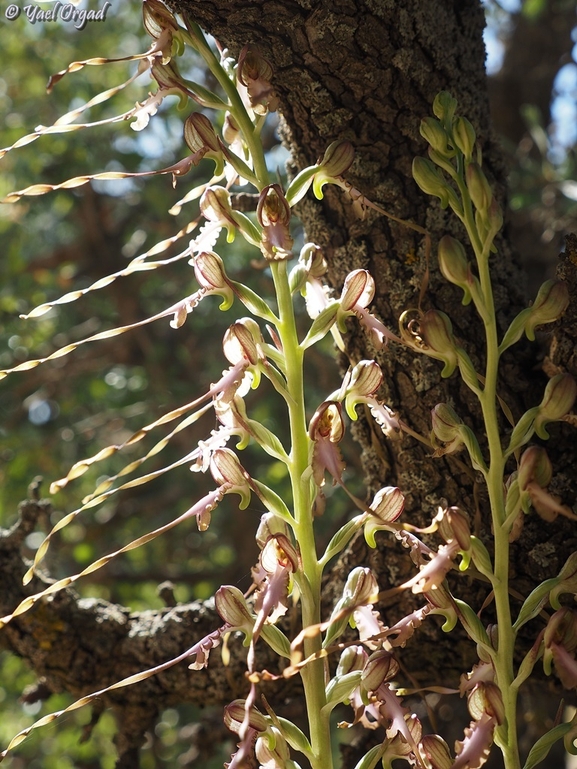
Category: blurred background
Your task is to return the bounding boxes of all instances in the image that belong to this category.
[0,0,576,766]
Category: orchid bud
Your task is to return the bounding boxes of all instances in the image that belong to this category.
[255,513,291,550]
[223,319,261,366]
[369,486,405,523]
[210,448,249,489]
[191,251,234,311]
[257,184,293,260]
[256,728,290,767]
[184,112,220,154]
[318,140,355,178]
[425,582,458,631]
[193,250,227,290]
[438,235,474,304]
[238,45,279,114]
[309,401,345,443]
[535,373,577,438]
[420,310,459,377]
[439,507,471,551]
[486,197,503,234]
[453,116,476,161]
[346,360,383,399]
[342,567,379,607]
[300,242,327,277]
[468,682,505,725]
[432,91,458,125]
[466,162,493,213]
[261,534,299,574]
[224,699,268,733]
[337,645,367,677]
[518,446,552,491]
[431,403,463,445]
[412,156,452,207]
[525,280,570,340]
[222,112,240,145]
[550,552,577,609]
[543,609,577,682]
[420,117,450,155]
[200,186,236,229]
[362,650,399,692]
[215,585,254,630]
[420,735,453,769]
[339,269,375,313]
[143,0,179,39]
[544,608,575,650]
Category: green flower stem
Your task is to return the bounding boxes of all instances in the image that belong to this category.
[270,259,333,769]
[182,20,270,188]
[459,181,521,769]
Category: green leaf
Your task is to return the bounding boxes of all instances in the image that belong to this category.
[301,303,339,349]
[276,718,314,759]
[351,744,385,769]
[260,625,291,659]
[251,480,294,524]
[230,280,278,323]
[323,670,363,713]
[246,418,289,462]
[513,578,559,631]
[320,516,364,567]
[454,599,491,649]
[523,723,574,769]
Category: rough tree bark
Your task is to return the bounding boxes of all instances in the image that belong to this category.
[2,1,577,767]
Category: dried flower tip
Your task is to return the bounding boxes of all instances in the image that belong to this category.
[525,279,570,340]
[453,116,476,161]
